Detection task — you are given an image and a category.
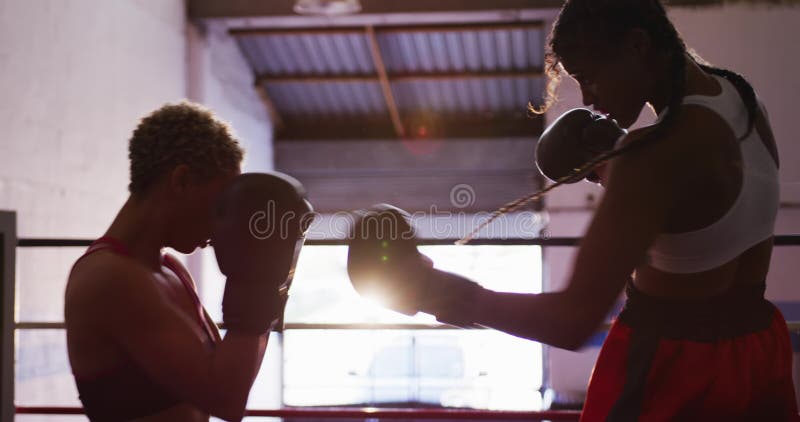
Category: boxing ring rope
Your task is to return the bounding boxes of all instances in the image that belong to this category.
[19,235,800,247]
[15,321,800,331]
[14,406,582,419]
[3,210,800,420]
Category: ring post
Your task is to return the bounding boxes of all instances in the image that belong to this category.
[1,211,16,422]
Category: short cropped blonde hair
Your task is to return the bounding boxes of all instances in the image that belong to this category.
[128,101,244,194]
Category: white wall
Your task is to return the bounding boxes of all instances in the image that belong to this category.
[543,2,800,399]
[0,0,276,414]
[0,0,187,238]
[0,0,188,412]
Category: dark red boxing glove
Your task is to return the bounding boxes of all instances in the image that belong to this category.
[212,172,314,335]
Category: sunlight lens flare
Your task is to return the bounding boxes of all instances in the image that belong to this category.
[361,285,393,309]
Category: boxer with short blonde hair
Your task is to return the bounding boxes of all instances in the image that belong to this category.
[65,102,309,421]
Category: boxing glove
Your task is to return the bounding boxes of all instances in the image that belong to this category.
[347,204,488,326]
[212,172,314,335]
[347,204,424,316]
[535,108,626,184]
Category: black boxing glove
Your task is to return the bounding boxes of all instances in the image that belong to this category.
[347,204,488,327]
[347,204,425,316]
[535,108,626,184]
[213,172,314,335]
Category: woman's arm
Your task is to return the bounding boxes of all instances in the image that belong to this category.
[463,126,685,349]
[72,257,267,421]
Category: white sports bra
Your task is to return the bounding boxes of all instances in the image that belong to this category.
[645,74,779,274]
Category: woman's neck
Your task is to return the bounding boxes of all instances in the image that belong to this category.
[649,54,718,115]
[104,195,166,271]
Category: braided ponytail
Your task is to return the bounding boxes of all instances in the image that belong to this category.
[695,62,758,139]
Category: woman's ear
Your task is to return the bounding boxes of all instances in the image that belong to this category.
[168,164,192,194]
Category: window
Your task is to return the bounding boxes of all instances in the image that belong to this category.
[275,244,543,410]
[15,247,83,415]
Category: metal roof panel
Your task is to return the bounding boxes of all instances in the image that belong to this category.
[391,77,542,114]
[375,26,543,74]
[238,33,376,75]
[239,23,545,135]
[265,81,387,117]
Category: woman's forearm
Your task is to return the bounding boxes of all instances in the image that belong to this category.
[473,289,606,350]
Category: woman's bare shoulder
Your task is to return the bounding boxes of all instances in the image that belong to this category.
[618,106,732,163]
[66,252,155,309]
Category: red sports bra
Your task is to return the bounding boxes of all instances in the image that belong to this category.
[72,236,219,421]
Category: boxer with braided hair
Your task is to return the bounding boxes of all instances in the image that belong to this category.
[462,0,773,243]
[348,1,796,419]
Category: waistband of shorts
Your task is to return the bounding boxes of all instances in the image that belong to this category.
[617,280,775,342]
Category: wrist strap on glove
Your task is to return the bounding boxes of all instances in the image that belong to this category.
[419,269,488,328]
[222,278,283,335]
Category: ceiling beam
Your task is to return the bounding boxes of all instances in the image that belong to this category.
[258,74,378,85]
[365,25,405,139]
[275,113,543,141]
[191,0,797,18]
[229,26,363,37]
[229,20,543,37]
[276,116,395,140]
[191,0,563,19]
[256,69,544,85]
[376,21,544,34]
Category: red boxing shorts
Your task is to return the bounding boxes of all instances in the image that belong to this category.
[581,281,800,422]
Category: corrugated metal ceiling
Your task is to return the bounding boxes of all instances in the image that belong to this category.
[233,22,546,140]
[239,33,376,75]
[377,28,543,73]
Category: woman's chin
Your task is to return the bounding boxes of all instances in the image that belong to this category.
[615,115,638,129]
[171,241,200,254]
[607,107,643,129]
